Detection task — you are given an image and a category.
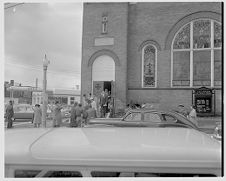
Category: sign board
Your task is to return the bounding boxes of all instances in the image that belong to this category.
[93,81,104,97]
[193,87,215,116]
[94,37,114,46]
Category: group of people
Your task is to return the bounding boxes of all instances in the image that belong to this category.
[82,89,113,119]
[70,102,97,127]
[31,101,64,128]
[99,89,113,118]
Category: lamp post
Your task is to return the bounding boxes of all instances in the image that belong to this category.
[42,54,50,128]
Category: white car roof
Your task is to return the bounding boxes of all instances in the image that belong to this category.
[5,127,221,169]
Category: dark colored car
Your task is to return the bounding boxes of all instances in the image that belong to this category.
[89,109,199,129]
[13,104,34,122]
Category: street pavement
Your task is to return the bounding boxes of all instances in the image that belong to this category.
[5,118,71,129]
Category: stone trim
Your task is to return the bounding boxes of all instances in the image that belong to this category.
[138,40,161,51]
[87,49,121,67]
[165,11,221,50]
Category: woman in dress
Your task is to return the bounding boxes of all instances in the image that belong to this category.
[33,104,42,128]
[53,101,62,127]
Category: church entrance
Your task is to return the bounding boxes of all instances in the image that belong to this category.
[92,55,115,98]
[92,55,116,117]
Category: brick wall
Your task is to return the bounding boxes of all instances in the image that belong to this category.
[127,2,222,114]
[82,2,222,114]
[82,3,129,109]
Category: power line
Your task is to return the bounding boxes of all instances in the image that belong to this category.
[4,3,25,10]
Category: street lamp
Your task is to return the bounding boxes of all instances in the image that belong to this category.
[42,54,50,127]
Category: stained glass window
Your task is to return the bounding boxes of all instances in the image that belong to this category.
[172,19,222,87]
[193,20,211,49]
[214,50,222,86]
[214,22,222,48]
[173,24,190,49]
[143,45,156,87]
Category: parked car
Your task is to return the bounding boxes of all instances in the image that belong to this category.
[12,104,34,123]
[5,126,221,177]
[89,109,221,137]
[89,109,198,128]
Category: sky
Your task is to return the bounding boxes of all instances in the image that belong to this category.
[4,2,83,89]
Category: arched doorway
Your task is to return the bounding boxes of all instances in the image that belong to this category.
[92,55,115,97]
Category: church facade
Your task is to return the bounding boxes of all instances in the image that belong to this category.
[81,2,222,115]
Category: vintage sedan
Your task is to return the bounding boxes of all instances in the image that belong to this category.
[13,104,34,122]
[5,125,222,177]
[89,109,201,130]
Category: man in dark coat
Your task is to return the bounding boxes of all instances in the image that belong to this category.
[5,100,14,128]
[70,102,78,127]
[100,90,108,118]
[75,103,83,127]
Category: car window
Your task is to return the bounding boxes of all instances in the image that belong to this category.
[144,113,162,122]
[124,113,141,122]
[14,106,26,112]
[44,171,82,177]
[26,107,33,112]
[162,114,177,123]
[14,170,41,178]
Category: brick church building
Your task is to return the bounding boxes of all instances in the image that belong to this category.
[81,2,222,115]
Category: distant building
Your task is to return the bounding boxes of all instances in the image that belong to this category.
[51,88,81,105]
[5,84,34,105]
[32,90,54,105]
[32,88,80,106]
[4,80,81,106]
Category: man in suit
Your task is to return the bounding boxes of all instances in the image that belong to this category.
[100,90,108,118]
[70,102,78,127]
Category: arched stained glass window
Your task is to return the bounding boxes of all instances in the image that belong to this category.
[172,19,222,87]
[193,20,211,49]
[142,45,157,87]
[173,24,190,49]
[214,22,222,48]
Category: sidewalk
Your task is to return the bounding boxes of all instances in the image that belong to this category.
[197,116,222,129]
[45,118,70,128]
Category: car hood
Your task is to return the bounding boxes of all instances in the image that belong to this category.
[5,127,221,169]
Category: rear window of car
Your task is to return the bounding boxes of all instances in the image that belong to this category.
[144,113,161,122]
[14,106,33,112]
[162,114,177,123]
[124,113,141,122]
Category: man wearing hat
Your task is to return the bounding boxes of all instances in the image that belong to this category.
[5,100,14,128]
